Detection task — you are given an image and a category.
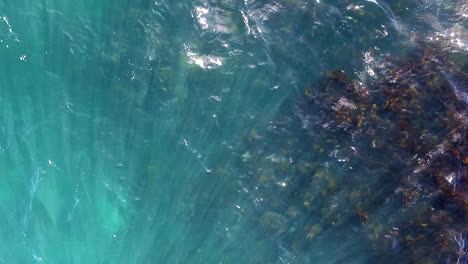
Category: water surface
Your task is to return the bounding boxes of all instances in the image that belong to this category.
[0,0,466,263]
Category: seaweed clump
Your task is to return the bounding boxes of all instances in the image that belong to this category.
[240,40,467,263]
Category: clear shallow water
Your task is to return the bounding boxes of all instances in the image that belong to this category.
[0,0,466,263]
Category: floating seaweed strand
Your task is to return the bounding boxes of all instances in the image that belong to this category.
[450,230,467,264]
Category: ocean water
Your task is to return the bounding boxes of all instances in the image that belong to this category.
[0,0,467,263]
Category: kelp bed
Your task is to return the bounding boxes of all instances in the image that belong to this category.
[238,40,467,263]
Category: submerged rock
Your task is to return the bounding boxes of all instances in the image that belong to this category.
[260,211,287,235]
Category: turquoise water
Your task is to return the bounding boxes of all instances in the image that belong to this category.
[0,0,467,263]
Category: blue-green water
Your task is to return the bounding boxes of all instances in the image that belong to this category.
[0,0,467,263]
